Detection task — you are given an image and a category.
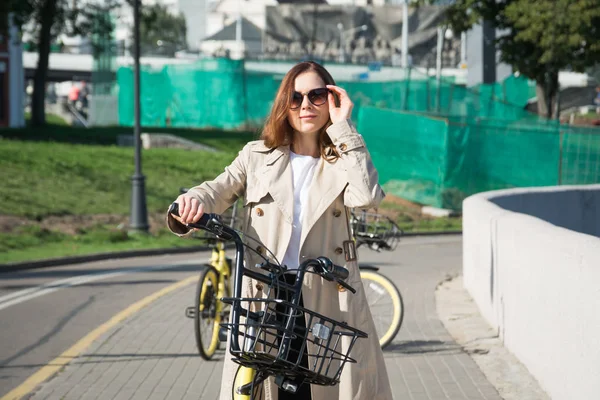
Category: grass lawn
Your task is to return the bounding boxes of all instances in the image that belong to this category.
[24,112,70,126]
[0,122,249,264]
[0,139,240,219]
[0,126,461,265]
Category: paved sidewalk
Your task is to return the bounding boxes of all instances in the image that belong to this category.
[436,277,549,400]
[27,236,523,400]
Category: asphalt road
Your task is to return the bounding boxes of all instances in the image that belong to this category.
[0,251,212,398]
[0,235,470,399]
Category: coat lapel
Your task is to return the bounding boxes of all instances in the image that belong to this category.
[253,145,347,252]
[254,145,294,224]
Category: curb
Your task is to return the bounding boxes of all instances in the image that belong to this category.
[0,245,212,273]
[1,231,462,273]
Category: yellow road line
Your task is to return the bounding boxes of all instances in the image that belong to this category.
[1,275,198,400]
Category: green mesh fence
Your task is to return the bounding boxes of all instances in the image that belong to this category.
[355,107,450,207]
[91,12,116,96]
[116,59,599,209]
[358,106,599,209]
[444,118,561,208]
[118,59,255,129]
[116,59,538,129]
[560,126,600,185]
[472,74,536,109]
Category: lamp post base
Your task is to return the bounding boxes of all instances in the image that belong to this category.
[129,173,149,233]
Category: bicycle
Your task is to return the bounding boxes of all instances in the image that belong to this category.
[350,209,405,349]
[182,188,239,360]
[169,203,367,399]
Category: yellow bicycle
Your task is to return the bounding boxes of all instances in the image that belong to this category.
[183,189,239,360]
[184,238,232,360]
[351,209,405,349]
[171,203,366,399]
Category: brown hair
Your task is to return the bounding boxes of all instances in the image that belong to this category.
[260,61,340,161]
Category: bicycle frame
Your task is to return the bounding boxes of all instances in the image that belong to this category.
[211,241,231,308]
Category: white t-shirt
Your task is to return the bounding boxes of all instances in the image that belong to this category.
[281,151,320,270]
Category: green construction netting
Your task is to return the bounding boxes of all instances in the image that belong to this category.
[560,126,600,185]
[472,74,537,109]
[91,12,116,96]
[116,59,539,129]
[358,106,600,209]
[355,107,449,207]
[115,59,599,209]
[117,59,280,129]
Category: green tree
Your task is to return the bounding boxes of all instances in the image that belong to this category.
[445,0,600,118]
[1,0,118,126]
[135,4,187,57]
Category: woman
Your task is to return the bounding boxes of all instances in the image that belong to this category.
[168,61,393,400]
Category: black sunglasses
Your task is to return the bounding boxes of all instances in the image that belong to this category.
[290,88,330,109]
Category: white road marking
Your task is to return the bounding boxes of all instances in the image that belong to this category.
[0,263,199,311]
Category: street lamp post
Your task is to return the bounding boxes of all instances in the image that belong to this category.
[130,0,149,233]
[401,0,409,68]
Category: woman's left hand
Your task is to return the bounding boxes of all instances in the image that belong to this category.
[327,85,353,124]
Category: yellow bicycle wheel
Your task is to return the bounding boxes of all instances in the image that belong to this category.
[360,270,404,348]
[232,365,261,400]
[195,265,221,360]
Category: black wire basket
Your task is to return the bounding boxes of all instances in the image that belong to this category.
[350,210,403,251]
[220,297,368,386]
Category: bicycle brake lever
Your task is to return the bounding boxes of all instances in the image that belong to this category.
[321,271,335,282]
[211,223,233,241]
[257,261,285,274]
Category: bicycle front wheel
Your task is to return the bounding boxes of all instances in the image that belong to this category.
[195,265,221,360]
[360,269,404,349]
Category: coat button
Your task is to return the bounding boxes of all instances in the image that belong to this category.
[256,283,264,291]
[255,208,264,216]
[256,245,264,254]
[333,209,342,217]
[334,247,343,255]
[339,143,347,152]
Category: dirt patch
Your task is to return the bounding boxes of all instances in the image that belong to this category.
[381,194,423,210]
[377,194,424,222]
[0,215,32,234]
[40,214,125,235]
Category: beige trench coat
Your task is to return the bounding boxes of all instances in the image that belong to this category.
[168,119,393,400]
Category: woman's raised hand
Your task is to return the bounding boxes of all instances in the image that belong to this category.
[326,85,354,124]
[172,194,205,224]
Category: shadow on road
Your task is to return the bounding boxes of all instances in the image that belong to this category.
[383,339,462,355]
[0,295,96,366]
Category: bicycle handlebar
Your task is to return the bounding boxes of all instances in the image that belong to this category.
[169,202,351,287]
[169,202,234,240]
[169,201,356,353]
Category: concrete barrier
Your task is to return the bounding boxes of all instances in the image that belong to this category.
[463,185,600,400]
